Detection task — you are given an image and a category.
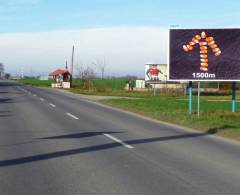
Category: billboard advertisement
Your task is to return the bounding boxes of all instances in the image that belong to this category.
[168,29,240,81]
[145,64,167,83]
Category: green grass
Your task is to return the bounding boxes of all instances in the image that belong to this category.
[72,79,127,90]
[16,78,127,89]
[17,78,126,88]
[92,79,126,90]
[101,95,240,140]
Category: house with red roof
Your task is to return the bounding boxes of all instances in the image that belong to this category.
[49,67,71,88]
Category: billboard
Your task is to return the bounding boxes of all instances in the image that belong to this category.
[168,29,240,81]
[145,64,167,83]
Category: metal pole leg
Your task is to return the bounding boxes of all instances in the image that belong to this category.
[189,81,193,114]
[232,82,236,113]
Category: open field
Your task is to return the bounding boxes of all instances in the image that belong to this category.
[16,78,127,90]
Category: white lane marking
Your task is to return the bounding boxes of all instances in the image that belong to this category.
[16,87,28,94]
[18,87,23,90]
[33,94,37,97]
[40,98,44,101]
[18,87,25,92]
[18,87,30,94]
[49,103,56,108]
[66,113,79,120]
[103,134,134,149]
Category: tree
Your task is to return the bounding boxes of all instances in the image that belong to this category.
[4,73,11,80]
[82,66,96,81]
[92,57,107,80]
[0,63,4,79]
[76,64,96,90]
[76,64,84,80]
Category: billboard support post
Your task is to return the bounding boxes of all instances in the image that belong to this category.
[232,82,236,113]
[189,81,193,114]
[197,82,201,116]
[153,84,156,96]
[183,83,187,96]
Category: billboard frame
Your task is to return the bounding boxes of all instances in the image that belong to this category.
[168,28,240,82]
[145,63,167,84]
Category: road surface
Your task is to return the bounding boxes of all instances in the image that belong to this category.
[0,81,240,195]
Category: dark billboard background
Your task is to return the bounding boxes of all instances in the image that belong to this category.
[169,29,240,81]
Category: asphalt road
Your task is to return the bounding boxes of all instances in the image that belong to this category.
[0,81,240,195]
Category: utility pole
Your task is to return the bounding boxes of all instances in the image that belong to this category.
[70,45,75,87]
[66,60,68,69]
[101,57,106,80]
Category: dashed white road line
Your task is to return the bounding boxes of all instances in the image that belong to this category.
[49,103,56,108]
[33,94,37,97]
[40,98,44,101]
[17,87,32,95]
[66,113,79,120]
[103,133,134,149]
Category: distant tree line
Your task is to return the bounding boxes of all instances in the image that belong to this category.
[0,63,11,80]
[0,63,4,78]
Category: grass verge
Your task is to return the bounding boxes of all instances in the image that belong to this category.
[100,95,240,140]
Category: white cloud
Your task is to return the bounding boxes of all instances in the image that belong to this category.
[0,27,168,77]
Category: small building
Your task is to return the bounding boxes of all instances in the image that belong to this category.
[49,69,71,89]
[39,75,50,81]
[136,80,146,89]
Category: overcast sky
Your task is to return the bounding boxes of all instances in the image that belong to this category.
[0,0,239,77]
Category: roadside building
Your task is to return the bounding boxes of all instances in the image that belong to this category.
[39,76,50,81]
[49,68,71,89]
